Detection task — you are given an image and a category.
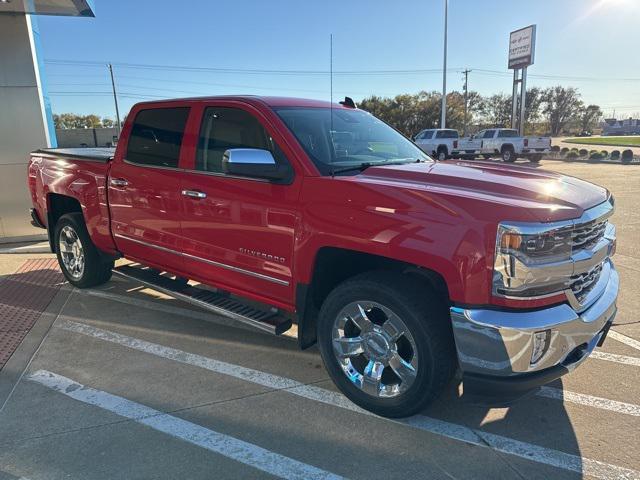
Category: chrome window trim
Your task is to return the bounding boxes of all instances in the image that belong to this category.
[123,158,183,171]
[113,233,289,286]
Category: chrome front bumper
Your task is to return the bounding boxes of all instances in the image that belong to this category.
[450,259,618,378]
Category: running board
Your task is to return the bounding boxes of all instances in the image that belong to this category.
[112,264,292,335]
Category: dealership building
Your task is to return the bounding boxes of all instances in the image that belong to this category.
[0,0,95,242]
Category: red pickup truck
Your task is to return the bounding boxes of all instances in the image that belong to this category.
[27,96,618,417]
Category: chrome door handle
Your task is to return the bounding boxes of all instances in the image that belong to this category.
[182,189,207,199]
[110,178,129,187]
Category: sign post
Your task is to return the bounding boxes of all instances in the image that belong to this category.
[508,25,536,135]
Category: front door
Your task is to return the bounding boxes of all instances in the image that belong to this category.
[178,103,301,309]
[108,105,190,274]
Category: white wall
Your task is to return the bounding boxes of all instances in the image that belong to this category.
[0,14,52,242]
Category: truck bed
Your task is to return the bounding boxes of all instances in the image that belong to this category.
[32,147,115,162]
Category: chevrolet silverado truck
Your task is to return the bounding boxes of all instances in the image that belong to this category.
[413,128,460,160]
[27,96,618,417]
[458,128,551,162]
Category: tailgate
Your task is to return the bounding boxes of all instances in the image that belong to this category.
[525,137,551,149]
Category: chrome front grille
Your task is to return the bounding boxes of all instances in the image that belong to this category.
[571,219,608,251]
[570,262,603,301]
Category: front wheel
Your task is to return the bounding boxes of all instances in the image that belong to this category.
[317,271,456,418]
[55,213,113,288]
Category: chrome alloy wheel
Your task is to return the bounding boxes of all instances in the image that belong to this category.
[332,301,418,398]
[58,225,85,280]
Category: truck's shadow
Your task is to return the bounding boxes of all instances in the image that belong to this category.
[75,277,585,479]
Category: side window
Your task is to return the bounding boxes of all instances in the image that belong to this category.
[436,130,458,139]
[483,129,496,139]
[126,107,190,168]
[196,107,283,173]
[499,129,519,138]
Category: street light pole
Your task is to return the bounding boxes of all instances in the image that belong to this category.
[108,63,121,136]
[440,0,448,129]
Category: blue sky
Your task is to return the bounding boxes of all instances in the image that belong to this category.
[38,0,640,120]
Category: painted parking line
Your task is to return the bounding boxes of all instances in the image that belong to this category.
[537,386,640,416]
[58,320,640,480]
[28,370,345,480]
[609,330,640,352]
[591,350,640,367]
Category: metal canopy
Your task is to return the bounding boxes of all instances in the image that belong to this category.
[0,0,95,17]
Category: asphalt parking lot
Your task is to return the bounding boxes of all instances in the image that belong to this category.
[0,159,638,480]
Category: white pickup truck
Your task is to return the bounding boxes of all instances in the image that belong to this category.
[457,128,551,163]
[413,128,459,160]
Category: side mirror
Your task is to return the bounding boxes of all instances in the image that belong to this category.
[222,148,291,182]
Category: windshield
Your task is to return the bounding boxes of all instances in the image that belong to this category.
[275,107,431,175]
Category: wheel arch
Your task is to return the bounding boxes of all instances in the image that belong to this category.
[46,193,83,252]
[295,246,451,349]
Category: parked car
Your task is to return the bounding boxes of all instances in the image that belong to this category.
[458,128,551,162]
[28,96,618,418]
[413,128,459,160]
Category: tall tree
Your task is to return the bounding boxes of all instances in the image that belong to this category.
[481,94,512,128]
[542,86,583,136]
[578,104,603,132]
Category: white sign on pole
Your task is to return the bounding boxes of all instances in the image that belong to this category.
[508,25,536,69]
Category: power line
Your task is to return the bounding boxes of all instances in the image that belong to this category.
[43,59,640,82]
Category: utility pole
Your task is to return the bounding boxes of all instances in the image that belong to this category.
[462,69,471,136]
[440,0,448,128]
[108,63,121,136]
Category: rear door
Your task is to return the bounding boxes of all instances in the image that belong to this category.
[178,102,302,309]
[480,129,498,153]
[108,105,190,273]
[415,130,434,154]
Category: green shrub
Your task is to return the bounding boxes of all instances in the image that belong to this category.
[566,151,580,159]
[621,149,634,163]
[551,145,560,152]
[560,147,569,156]
[601,150,608,158]
[589,152,605,160]
[579,149,589,157]
[610,150,621,160]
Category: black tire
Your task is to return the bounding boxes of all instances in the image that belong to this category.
[54,213,113,288]
[317,271,456,418]
[529,154,542,163]
[436,146,448,161]
[501,146,516,163]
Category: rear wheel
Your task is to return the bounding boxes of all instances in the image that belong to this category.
[436,146,448,161]
[501,147,516,163]
[55,213,113,288]
[317,271,456,418]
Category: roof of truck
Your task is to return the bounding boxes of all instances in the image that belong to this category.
[133,95,350,109]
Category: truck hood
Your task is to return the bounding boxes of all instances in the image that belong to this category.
[359,160,609,222]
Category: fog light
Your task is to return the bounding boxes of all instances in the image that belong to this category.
[531,330,551,365]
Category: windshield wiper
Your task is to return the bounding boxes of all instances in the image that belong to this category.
[330,162,373,176]
[330,158,423,176]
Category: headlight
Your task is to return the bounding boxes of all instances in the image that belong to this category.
[493,222,574,299]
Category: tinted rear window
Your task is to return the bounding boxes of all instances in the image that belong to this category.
[126,107,190,168]
[435,130,459,139]
[499,129,519,138]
